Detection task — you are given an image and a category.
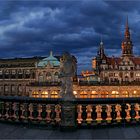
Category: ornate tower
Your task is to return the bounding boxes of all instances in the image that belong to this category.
[121,17,133,57]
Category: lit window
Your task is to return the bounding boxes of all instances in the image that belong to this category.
[0,70,2,75]
[80,91,87,98]
[111,91,119,98]
[122,91,129,97]
[115,73,119,77]
[73,91,77,98]
[136,73,140,77]
[32,91,39,98]
[51,91,58,98]
[41,91,48,98]
[90,91,97,98]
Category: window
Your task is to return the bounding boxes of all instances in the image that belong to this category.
[80,91,87,98]
[46,72,52,81]
[25,70,30,79]
[136,73,140,77]
[111,91,119,98]
[38,73,44,82]
[73,91,77,98]
[32,91,39,98]
[41,91,48,98]
[115,73,119,77]
[11,85,15,93]
[51,91,58,98]
[54,72,59,81]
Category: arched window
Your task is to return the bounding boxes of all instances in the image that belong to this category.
[51,91,58,98]
[4,85,9,95]
[122,91,129,97]
[18,69,23,79]
[32,91,39,98]
[38,73,44,82]
[11,85,16,93]
[80,91,87,98]
[25,70,30,79]
[46,72,52,81]
[73,91,77,98]
[54,72,59,81]
[5,70,10,79]
[111,91,119,98]
[91,91,97,98]
[32,72,36,79]
[0,70,3,79]
[41,91,48,98]
[11,70,16,79]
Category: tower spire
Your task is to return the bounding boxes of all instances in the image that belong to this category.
[126,15,128,28]
[121,16,133,57]
[99,38,105,59]
[125,15,130,39]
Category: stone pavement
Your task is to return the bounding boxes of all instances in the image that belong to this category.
[0,123,140,139]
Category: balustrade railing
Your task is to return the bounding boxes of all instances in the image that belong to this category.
[0,96,140,129]
[0,96,61,127]
[76,98,140,127]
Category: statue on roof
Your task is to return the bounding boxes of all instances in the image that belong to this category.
[59,52,76,100]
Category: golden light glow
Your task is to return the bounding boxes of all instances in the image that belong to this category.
[80,91,87,98]
[51,91,58,98]
[73,91,77,98]
[32,91,39,98]
[41,91,48,98]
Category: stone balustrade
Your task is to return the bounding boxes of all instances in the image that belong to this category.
[0,96,140,129]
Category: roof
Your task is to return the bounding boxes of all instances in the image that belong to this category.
[106,56,140,66]
[130,57,140,65]
[81,71,96,77]
[0,56,45,62]
[37,51,60,67]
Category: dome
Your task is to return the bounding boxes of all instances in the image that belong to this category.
[37,51,60,67]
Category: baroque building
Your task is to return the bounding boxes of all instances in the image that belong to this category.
[91,18,140,84]
[0,18,140,98]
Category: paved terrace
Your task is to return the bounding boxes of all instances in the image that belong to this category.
[1,123,140,139]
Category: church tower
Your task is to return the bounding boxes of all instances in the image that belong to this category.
[121,17,133,57]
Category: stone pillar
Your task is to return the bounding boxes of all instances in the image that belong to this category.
[59,52,77,131]
[60,100,76,131]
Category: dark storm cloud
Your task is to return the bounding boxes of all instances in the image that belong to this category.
[0,0,140,73]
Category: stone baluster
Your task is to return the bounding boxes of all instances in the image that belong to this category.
[55,104,61,123]
[38,104,42,121]
[41,104,47,122]
[29,103,33,120]
[20,103,25,119]
[106,104,112,123]
[96,105,102,123]
[86,105,93,123]
[134,103,140,120]
[115,104,122,122]
[125,103,131,122]
[5,102,9,119]
[0,102,4,118]
[8,102,13,119]
[21,103,29,122]
[13,102,17,119]
[46,104,51,123]
[77,105,83,124]
[14,102,20,122]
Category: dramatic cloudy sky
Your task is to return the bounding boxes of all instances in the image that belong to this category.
[0,0,140,73]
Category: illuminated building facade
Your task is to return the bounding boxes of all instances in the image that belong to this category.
[91,18,140,84]
[0,18,140,98]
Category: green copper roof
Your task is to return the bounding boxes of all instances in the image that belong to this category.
[37,51,60,67]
